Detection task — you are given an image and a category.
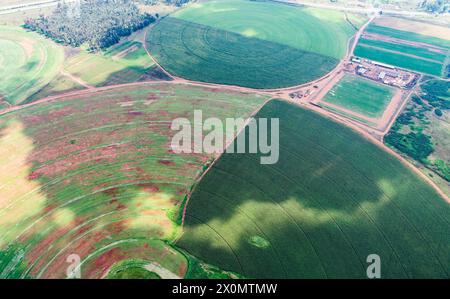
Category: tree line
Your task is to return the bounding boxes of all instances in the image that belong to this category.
[24,0,157,51]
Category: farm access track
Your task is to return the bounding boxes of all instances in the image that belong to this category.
[1,14,448,209]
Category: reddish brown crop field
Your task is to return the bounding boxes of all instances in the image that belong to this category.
[0,83,268,278]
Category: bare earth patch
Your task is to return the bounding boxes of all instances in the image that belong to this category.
[112,44,139,61]
[374,17,450,42]
[18,38,35,59]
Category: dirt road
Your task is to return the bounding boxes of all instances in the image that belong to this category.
[61,71,94,90]
[144,263,181,279]
[1,14,448,203]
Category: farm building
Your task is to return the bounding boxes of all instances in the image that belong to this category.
[371,61,396,70]
[357,67,368,75]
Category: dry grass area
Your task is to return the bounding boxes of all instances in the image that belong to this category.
[374,17,450,41]
[139,3,178,17]
[0,7,54,26]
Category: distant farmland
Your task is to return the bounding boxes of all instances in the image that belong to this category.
[0,26,64,105]
[147,0,365,88]
[178,99,450,278]
[0,83,268,278]
[354,23,450,77]
[322,74,395,119]
[65,41,158,87]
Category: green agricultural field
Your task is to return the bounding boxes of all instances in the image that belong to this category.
[0,26,64,105]
[178,99,450,278]
[0,83,269,278]
[147,0,363,88]
[354,45,445,77]
[65,41,157,87]
[322,74,395,119]
[358,38,448,63]
[355,24,450,77]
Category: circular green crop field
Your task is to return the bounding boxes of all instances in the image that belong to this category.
[105,260,161,279]
[0,26,64,105]
[147,0,360,89]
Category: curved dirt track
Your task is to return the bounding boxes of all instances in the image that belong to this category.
[1,77,448,206]
[1,14,448,206]
[1,12,372,117]
[141,15,375,93]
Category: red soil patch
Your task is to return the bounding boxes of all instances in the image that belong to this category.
[95,248,125,268]
[178,263,188,277]
[103,187,119,197]
[158,159,176,166]
[74,223,95,237]
[26,226,74,276]
[127,111,144,116]
[27,171,41,180]
[147,94,160,100]
[47,107,76,120]
[138,183,160,193]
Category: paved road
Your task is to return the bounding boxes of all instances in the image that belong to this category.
[0,0,77,15]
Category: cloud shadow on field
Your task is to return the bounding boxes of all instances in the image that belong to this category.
[0,115,183,278]
[177,99,450,279]
[98,65,173,87]
[146,17,339,89]
[0,82,270,278]
[21,60,39,72]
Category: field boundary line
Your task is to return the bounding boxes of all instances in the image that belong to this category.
[143,22,176,81]
[177,97,275,232]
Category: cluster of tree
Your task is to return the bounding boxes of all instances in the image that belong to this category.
[385,80,450,181]
[385,94,435,163]
[419,0,450,14]
[385,129,434,163]
[420,80,450,110]
[139,0,191,7]
[24,0,157,51]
